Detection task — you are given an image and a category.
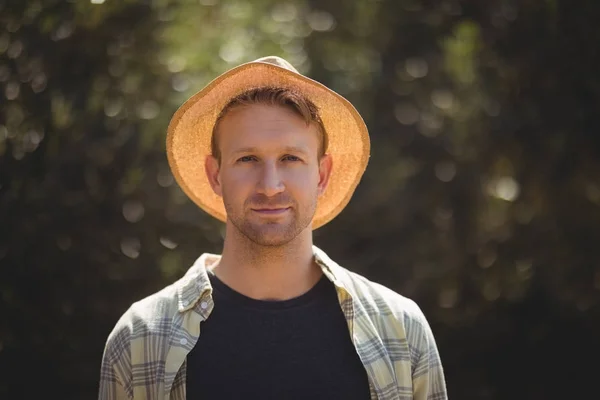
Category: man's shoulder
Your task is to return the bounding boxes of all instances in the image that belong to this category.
[122,281,181,327]
[342,267,426,321]
[337,267,438,357]
[315,246,428,326]
[102,278,183,359]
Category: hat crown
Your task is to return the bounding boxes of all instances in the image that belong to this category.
[253,56,299,73]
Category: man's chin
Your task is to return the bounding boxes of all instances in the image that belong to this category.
[242,224,298,247]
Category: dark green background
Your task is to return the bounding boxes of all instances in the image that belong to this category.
[1,0,599,398]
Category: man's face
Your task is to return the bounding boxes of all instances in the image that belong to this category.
[205,104,332,246]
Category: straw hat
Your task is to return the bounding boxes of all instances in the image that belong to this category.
[166,56,370,229]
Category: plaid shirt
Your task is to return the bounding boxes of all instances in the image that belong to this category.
[99,246,447,400]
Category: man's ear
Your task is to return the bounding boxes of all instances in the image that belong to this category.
[205,155,222,197]
[317,154,333,197]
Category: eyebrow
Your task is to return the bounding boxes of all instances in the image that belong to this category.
[231,146,309,156]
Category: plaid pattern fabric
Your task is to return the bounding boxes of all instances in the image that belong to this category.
[99,246,447,400]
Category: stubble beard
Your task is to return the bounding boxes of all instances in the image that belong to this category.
[224,196,317,247]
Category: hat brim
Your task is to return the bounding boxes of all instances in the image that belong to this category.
[166,61,370,229]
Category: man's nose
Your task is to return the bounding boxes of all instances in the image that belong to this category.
[257,162,285,197]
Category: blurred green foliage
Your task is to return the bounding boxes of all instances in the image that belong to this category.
[1,0,600,399]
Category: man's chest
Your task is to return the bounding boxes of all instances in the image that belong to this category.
[184,279,372,399]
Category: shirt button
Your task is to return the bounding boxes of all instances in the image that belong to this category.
[200,301,208,310]
[180,338,188,345]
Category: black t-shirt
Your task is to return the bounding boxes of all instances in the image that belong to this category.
[186,272,371,399]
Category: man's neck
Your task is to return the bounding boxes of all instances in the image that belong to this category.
[211,225,322,301]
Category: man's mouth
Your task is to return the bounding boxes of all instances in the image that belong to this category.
[251,207,290,215]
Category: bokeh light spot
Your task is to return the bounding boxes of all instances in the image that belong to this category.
[487,176,520,201]
[307,11,336,32]
[435,162,456,182]
[137,101,160,120]
[122,200,145,223]
[121,237,141,259]
[271,3,298,22]
[159,236,178,250]
[431,90,454,110]
[439,287,458,308]
[394,103,419,125]
[405,57,428,78]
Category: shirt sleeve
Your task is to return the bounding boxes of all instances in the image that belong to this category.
[411,311,448,400]
[98,320,132,400]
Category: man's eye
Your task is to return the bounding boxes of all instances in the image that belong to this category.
[282,155,301,162]
[237,156,256,163]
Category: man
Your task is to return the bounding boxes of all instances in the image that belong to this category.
[99,56,447,400]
